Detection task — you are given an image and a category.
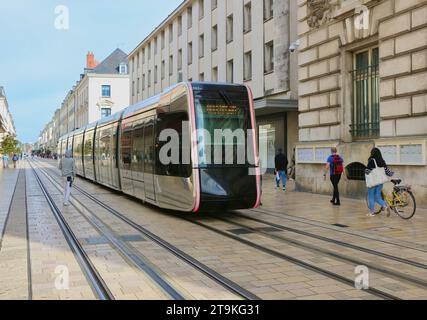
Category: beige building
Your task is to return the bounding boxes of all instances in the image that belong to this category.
[128,0,299,171]
[42,49,130,149]
[0,87,16,144]
[296,0,427,205]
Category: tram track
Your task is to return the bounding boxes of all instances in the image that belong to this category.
[0,169,20,251]
[234,212,427,270]
[250,207,427,254]
[28,161,114,300]
[208,214,427,290]
[182,215,402,300]
[31,159,260,300]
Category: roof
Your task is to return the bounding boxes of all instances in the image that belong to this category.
[91,48,128,75]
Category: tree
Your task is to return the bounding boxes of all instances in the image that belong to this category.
[0,135,20,155]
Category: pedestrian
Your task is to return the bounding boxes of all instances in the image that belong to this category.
[2,153,9,168]
[59,149,76,206]
[275,148,289,191]
[12,153,19,169]
[365,148,394,217]
[324,147,344,206]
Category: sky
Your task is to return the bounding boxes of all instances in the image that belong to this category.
[0,0,183,143]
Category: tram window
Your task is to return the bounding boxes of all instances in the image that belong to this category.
[144,123,155,174]
[193,89,251,166]
[84,131,93,160]
[132,121,144,172]
[121,123,132,169]
[156,111,191,178]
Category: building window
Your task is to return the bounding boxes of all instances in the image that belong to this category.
[102,85,111,97]
[199,34,205,58]
[178,16,183,36]
[161,31,165,49]
[244,2,252,33]
[199,72,205,82]
[351,47,380,138]
[148,43,151,60]
[148,70,152,87]
[119,63,128,74]
[137,77,140,94]
[142,50,145,64]
[188,42,193,65]
[212,0,218,10]
[244,51,252,81]
[264,0,273,21]
[264,41,274,73]
[161,60,165,80]
[227,14,234,43]
[187,7,193,29]
[199,0,204,19]
[178,49,183,70]
[137,53,140,69]
[212,66,218,82]
[101,108,111,118]
[142,74,146,90]
[169,25,173,43]
[227,59,234,83]
[154,37,158,54]
[132,81,135,96]
[212,25,218,51]
[154,65,158,83]
[169,55,174,76]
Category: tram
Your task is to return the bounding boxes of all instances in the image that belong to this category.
[58,82,261,212]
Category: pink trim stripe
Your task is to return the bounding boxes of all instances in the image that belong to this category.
[187,83,201,213]
[246,85,261,209]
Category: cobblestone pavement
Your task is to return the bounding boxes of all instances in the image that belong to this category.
[1,160,426,300]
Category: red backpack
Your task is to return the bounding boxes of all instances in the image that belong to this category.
[332,155,344,175]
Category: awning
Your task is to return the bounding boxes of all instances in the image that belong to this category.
[254,98,298,117]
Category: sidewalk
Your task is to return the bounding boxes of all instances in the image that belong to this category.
[261,174,427,247]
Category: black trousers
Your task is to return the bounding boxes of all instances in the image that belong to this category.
[330,174,342,203]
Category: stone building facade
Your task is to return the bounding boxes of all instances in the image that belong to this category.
[128,0,300,171]
[296,0,427,206]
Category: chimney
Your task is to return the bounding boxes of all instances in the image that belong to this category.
[86,51,98,69]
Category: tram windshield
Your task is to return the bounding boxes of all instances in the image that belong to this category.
[193,88,253,167]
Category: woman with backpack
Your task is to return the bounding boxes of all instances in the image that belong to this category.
[324,147,344,206]
[365,148,394,217]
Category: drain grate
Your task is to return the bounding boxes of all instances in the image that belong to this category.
[82,234,145,245]
[228,228,254,235]
[121,235,145,242]
[332,223,349,228]
[256,227,282,233]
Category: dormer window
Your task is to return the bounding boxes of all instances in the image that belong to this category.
[119,63,128,75]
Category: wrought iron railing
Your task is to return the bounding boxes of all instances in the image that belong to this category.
[351,63,380,138]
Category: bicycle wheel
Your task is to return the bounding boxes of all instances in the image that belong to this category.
[393,190,416,220]
[366,192,383,215]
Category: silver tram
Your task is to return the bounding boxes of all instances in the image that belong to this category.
[58,82,261,212]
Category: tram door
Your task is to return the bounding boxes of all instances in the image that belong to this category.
[143,118,156,201]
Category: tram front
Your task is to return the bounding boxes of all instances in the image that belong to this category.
[191,83,261,212]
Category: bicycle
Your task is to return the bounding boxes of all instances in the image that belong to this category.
[366,179,416,220]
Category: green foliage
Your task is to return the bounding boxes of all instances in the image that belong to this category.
[0,135,20,155]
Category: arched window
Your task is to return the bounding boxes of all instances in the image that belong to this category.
[346,162,366,181]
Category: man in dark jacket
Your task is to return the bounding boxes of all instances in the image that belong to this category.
[275,149,289,191]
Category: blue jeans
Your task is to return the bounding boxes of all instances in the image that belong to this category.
[368,184,386,212]
[276,171,287,189]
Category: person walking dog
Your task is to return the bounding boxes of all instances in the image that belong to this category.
[365,148,394,217]
[324,147,344,206]
[59,149,76,206]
